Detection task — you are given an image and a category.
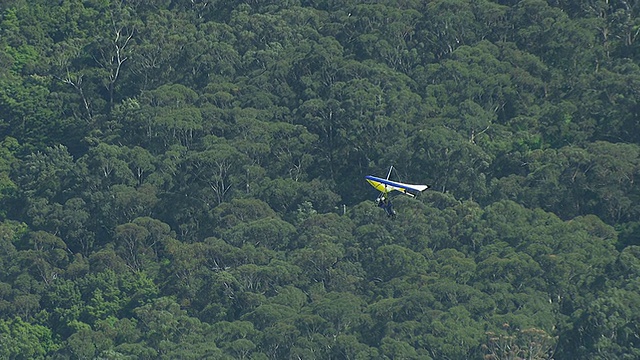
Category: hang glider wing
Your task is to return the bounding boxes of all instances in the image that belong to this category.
[365,175,428,197]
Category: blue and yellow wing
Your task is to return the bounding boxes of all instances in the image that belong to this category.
[365,175,428,197]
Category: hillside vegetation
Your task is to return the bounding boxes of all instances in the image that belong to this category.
[1,0,639,359]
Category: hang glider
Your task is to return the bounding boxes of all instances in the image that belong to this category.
[365,166,428,218]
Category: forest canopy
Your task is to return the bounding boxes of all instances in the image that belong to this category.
[1,0,639,359]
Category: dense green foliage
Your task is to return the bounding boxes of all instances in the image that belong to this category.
[1,0,639,358]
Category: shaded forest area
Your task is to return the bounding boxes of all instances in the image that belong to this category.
[1,0,639,359]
